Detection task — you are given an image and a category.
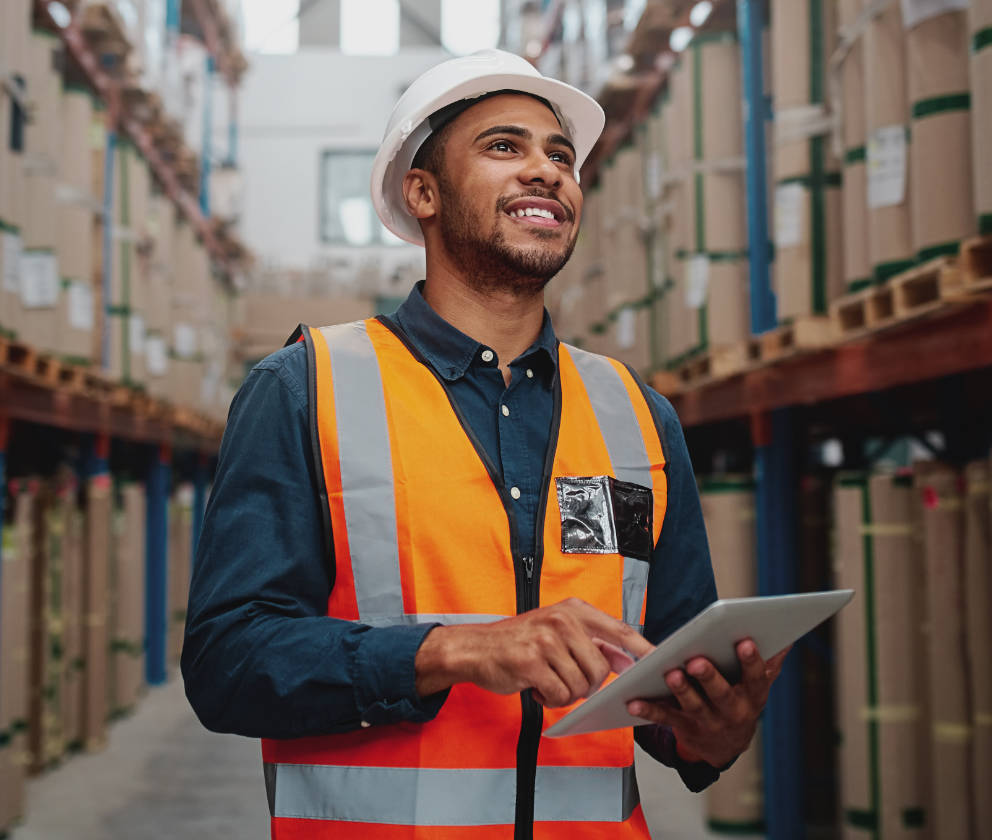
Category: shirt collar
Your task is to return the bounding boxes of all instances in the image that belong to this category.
[393,281,559,383]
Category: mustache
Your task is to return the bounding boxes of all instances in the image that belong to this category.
[496,190,574,223]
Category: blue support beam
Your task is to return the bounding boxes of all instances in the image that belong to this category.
[753,408,804,839]
[165,0,181,35]
[737,0,777,334]
[145,445,170,686]
[101,128,117,372]
[200,56,215,216]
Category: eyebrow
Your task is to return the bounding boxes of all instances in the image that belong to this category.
[473,125,577,157]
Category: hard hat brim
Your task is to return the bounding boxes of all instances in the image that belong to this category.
[371,71,605,247]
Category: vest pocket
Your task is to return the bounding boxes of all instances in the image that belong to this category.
[556,476,653,561]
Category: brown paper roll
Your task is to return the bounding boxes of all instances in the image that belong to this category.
[915,461,974,839]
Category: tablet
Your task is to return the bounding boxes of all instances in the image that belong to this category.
[543,589,854,738]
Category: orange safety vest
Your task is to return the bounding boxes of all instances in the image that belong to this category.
[263,317,669,840]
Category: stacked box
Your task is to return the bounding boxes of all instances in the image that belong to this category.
[109,482,146,716]
[0,0,31,340]
[56,86,98,366]
[27,483,52,773]
[833,473,929,839]
[21,31,64,354]
[60,494,85,752]
[974,0,992,233]
[168,484,194,665]
[906,8,976,260]
[144,193,175,400]
[642,104,671,370]
[82,472,112,751]
[169,220,210,406]
[864,0,915,284]
[915,462,974,838]
[964,460,992,836]
[700,478,764,836]
[0,482,34,832]
[771,0,844,318]
[838,0,870,293]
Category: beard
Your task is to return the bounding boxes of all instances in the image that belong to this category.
[435,175,578,297]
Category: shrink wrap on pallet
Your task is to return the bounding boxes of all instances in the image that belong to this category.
[110,483,146,716]
[771,0,844,318]
[833,473,929,839]
[838,0,871,292]
[972,0,992,233]
[0,483,33,832]
[865,1,915,283]
[906,10,976,260]
[700,479,764,836]
[915,461,973,839]
[964,460,992,838]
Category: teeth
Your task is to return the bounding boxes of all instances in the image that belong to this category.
[512,207,556,220]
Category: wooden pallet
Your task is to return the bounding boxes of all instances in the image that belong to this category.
[831,285,896,339]
[675,343,751,387]
[891,256,963,318]
[752,316,835,363]
[959,234,992,291]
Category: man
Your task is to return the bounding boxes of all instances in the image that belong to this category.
[182,50,786,839]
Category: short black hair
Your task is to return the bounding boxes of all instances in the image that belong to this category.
[410,117,454,175]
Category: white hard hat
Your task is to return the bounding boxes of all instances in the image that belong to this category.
[371,49,605,247]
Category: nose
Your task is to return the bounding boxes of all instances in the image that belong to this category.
[518,150,563,189]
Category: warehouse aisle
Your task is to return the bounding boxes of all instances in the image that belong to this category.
[9,671,738,839]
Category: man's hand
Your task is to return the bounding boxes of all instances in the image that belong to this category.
[626,639,790,769]
[415,598,654,706]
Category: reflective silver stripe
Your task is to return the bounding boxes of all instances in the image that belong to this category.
[564,345,653,629]
[361,613,508,627]
[320,322,404,621]
[266,763,638,824]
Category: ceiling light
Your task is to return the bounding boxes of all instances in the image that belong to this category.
[47,1,71,27]
[690,1,713,27]
[669,26,694,52]
[616,54,635,72]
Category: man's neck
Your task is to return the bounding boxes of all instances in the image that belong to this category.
[422,269,547,385]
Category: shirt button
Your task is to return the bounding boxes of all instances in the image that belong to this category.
[481,349,494,363]
[360,720,371,728]
[526,368,534,378]
[501,405,510,417]
[510,486,521,500]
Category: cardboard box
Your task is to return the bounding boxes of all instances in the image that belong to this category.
[907,11,976,257]
[839,0,870,291]
[61,500,85,751]
[110,482,146,715]
[915,461,973,838]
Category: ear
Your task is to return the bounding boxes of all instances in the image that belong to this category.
[402,169,438,221]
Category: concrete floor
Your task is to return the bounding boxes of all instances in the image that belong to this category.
[11,675,748,839]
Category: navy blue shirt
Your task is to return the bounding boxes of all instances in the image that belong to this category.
[182,283,720,791]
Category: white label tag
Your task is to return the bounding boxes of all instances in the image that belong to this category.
[774,183,805,249]
[174,322,197,359]
[615,307,636,349]
[686,255,710,310]
[867,125,908,209]
[899,0,968,29]
[129,313,145,355]
[146,334,168,375]
[2,232,23,294]
[68,281,94,331]
[20,252,59,309]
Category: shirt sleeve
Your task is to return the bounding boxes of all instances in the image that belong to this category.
[181,343,447,739]
[632,387,723,791]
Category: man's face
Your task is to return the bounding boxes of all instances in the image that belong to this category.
[429,93,583,295]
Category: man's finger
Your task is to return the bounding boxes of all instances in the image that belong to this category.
[563,598,656,659]
[626,698,685,727]
[665,668,711,717]
[737,638,768,687]
[685,657,735,714]
[764,646,792,678]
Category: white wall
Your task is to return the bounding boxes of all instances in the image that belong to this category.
[228,48,449,293]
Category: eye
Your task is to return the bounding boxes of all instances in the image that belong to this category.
[549,150,573,165]
[487,139,515,153]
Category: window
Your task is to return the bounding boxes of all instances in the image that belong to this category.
[341,0,399,55]
[319,150,403,246]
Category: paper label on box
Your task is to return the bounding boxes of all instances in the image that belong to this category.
[615,307,636,349]
[686,255,710,310]
[20,252,59,309]
[774,183,805,249]
[174,322,197,359]
[867,125,907,209]
[899,0,968,28]
[129,313,145,355]
[68,281,94,331]
[2,232,23,294]
[146,334,168,376]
